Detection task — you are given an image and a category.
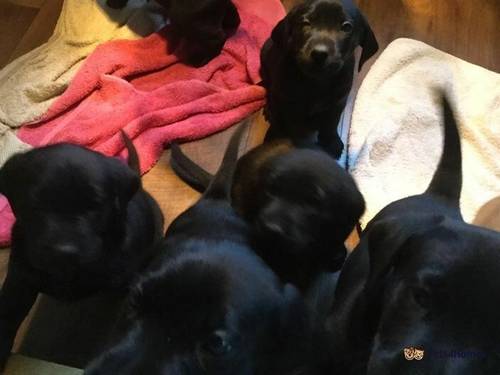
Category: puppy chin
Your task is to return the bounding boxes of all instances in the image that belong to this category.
[298,59,344,79]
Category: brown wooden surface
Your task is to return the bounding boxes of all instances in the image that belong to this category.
[0,0,499,368]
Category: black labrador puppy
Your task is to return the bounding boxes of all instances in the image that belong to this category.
[170,138,365,291]
[84,125,323,375]
[261,0,378,158]
[106,0,240,66]
[0,134,164,370]
[326,94,500,374]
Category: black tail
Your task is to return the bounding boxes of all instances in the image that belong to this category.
[170,143,213,193]
[425,93,462,207]
[120,130,140,174]
[203,121,249,200]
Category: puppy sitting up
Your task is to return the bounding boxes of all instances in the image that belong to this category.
[85,125,323,375]
[0,134,164,370]
[261,0,378,158]
[107,0,240,66]
[171,138,365,291]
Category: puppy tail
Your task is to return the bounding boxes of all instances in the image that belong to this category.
[120,130,140,174]
[425,93,462,207]
[170,143,213,193]
[204,120,250,200]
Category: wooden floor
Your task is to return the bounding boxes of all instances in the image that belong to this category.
[0,0,499,368]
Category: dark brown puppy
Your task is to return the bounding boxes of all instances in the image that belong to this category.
[261,0,378,158]
[170,138,365,291]
[0,135,164,370]
[106,0,240,66]
[326,95,500,374]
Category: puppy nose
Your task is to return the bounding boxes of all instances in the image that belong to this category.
[310,45,329,65]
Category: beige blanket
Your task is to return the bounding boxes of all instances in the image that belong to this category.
[0,0,165,166]
[348,38,500,226]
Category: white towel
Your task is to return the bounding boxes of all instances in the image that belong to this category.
[348,38,500,226]
[0,0,165,166]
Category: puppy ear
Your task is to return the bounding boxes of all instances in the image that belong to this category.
[357,13,378,72]
[304,272,339,325]
[270,17,290,47]
[364,215,445,294]
[270,5,303,47]
[280,284,309,330]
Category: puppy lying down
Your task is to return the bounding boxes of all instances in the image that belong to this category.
[170,137,365,291]
[326,94,500,374]
[0,134,164,370]
[107,0,240,66]
[85,125,326,374]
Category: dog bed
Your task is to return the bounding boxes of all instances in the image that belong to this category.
[348,38,500,226]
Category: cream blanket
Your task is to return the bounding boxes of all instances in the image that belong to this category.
[0,0,165,166]
[348,38,500,226]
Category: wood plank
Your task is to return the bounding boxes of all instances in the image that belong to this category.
[7,0,63,63]
[0,2,38,68]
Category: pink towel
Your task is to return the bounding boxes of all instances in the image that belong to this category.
[0,0,286,247]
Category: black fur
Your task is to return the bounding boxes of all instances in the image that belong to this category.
[261,0,378,158]
[325,93,500,374]
[106,0,240,67]
[85,125,325,374]
[0,136,164,370]
[170,138,365,291]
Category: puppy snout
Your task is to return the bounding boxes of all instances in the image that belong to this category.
[310,45,330,65]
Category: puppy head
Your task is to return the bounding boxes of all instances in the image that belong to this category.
[85,242,316,374]
[254,149,364,273]
[272,0,378,77]
[1,144,140,295]
[329,215,500,374]
[166,0,240,66]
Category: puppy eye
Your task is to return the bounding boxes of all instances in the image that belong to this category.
[201,330,232,356]
[341,21,353,33]
[301,19,311,27]
[411,287,431,309]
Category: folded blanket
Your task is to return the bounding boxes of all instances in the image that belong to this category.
[0,0,165,167]
[348,38,500,226]
[0,0,285,247]
[18,0,284,171]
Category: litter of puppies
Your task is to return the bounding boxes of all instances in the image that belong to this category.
[0,0,498,374]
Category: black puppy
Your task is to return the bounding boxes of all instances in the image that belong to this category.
[0,135,164,370]
[170,138,365,291]
[261,0,378,158]
[326,94,500,374]
[106,0,240,66]
[84,125,322,375]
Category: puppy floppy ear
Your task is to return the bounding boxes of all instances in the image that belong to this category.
[270,17,290,47]
[270,5,304,48]
[364,215,445,295]
[357,12,378,72]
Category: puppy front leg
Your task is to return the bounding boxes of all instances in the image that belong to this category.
[0,264,38,370]
[318,112,344,159]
